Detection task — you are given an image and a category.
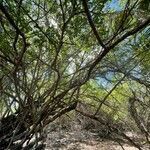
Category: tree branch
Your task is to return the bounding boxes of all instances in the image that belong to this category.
[109,17,150,49]
[0,3,27,65]
[82,0,106,49]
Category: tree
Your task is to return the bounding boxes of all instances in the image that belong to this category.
[0,0,150,149]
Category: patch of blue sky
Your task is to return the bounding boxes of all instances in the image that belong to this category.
[103,0,122,12]
[96,71,115,88]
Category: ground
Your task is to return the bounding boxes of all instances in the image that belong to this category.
[45,129,147,150]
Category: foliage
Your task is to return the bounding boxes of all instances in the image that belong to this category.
[0,0,150,149]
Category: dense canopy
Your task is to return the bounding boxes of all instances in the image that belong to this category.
[0,0,150,149]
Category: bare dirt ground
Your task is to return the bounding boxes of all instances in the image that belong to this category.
[45,129,149,150]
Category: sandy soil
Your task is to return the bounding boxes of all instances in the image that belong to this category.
[45,130,148,150]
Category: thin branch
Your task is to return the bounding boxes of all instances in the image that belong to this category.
[109,17,150,49]
[86,17,150,80]
[82,0,106,49]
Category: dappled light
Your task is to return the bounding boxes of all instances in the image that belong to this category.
[0,0,150,149]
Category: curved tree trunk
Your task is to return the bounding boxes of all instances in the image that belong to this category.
[128,97,150,144]
[0,102,77,149]
[0,113,45,150]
